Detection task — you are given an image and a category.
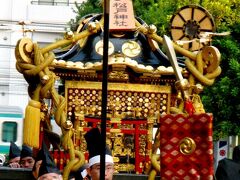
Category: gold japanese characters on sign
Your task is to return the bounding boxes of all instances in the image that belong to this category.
[109,0,135,31]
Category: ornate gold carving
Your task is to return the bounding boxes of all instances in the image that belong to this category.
[111,32,126,38]
[147,24,157,34]
[179,137,196,155]
[122,40,141,57]
[65,81,171,119]
[95,40,114,55]
[64,30,74,40]
[15,38,33,63]
[116,163,135,172]
[170,5,215,51]
[109,71,129,81]
[87,22,98,33]
[202,46,221,73]
[175,79,190,91]
[66,81,171,92]
[191,94,205,113]
[63,120,73,130]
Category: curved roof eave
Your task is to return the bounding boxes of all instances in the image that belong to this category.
[50,56,182,76]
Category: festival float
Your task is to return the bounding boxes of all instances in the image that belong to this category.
[14,1,222,179]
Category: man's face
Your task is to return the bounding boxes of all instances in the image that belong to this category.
[20,156,35,168]
[38,173,62,180]
[9,156,20,164]
[88,162,114,180]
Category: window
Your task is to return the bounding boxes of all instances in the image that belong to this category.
[2,122,17,142]
[33,0,70,6]
[37,0,53,5]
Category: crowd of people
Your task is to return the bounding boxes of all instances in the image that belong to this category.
[6,142,35,169]
[4,128,115,180]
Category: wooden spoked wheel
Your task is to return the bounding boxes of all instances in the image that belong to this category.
[170,5,215,51]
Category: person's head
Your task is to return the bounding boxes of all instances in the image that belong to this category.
[88,162,114,180]
[9,156,20,164]
[8,141,21,164]
[38,172,62,180]
[37,142,62,180]
[84,128,114,180]
[20,145,35,168]
[233,145,240,163]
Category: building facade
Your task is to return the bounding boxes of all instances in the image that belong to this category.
[0,0,85,111]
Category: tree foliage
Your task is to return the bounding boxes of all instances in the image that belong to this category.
[68,0,102,31]
[70,0,240,140]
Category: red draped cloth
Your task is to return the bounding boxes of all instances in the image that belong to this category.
[160,114,214,179]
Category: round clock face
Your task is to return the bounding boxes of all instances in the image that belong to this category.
[122,40,141,58]
[95,40,115,56]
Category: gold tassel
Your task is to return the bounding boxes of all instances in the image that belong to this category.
[23,100,41,148]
